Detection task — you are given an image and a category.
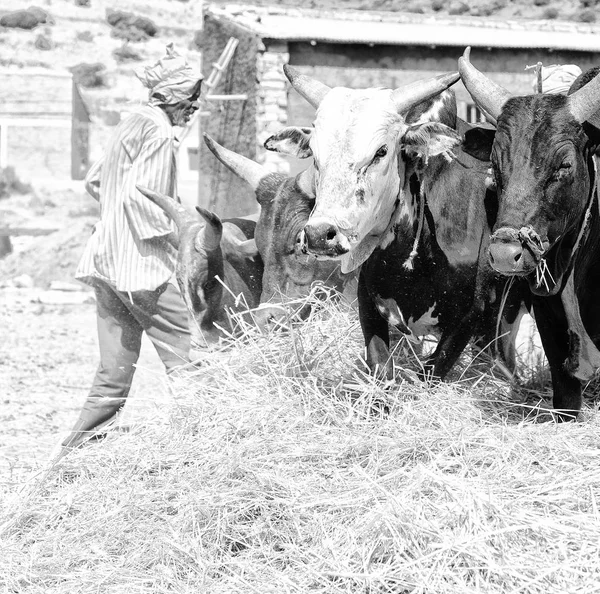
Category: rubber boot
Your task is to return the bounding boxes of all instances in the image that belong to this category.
[61,396,126,449]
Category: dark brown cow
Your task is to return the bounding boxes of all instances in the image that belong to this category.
[203,133,349,317]
[459,47,600,419]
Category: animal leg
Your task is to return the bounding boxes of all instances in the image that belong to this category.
[533,296,582,421]
[358,272,394,381]
[426,313,478,379]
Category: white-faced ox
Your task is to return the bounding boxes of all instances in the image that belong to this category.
[459,48,600,419]
[136,186,263,347]
[203,133,348,321]
[266,66,522,379]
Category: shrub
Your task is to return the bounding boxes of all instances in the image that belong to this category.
[577,8,597,21]
[431,0,444,11]
[69,62,107,88]
[106,9,158,42]
[0,7,53,30]
[542,7,559,18]
[448,1,470,15]
[113,42,143,63]
[406,3,425,13]
[533,0,550,6]
[76,30,94,42]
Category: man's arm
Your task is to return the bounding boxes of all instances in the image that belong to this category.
[123,133,178,241]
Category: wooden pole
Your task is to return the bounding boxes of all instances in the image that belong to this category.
[197,0,204,206]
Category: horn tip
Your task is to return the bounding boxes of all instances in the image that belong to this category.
[195,206,222,227]
[136,184,153,198]
[203,133,222,157]
[283,63,298,82]
[203,133,214,148]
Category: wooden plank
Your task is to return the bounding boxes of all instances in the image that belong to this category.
[0,227,59,237]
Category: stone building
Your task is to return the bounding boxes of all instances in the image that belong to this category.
[0,68,90,181]
[197,5,600,217]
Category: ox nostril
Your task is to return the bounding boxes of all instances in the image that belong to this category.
[489,240,528,274]
[303,220,350,256]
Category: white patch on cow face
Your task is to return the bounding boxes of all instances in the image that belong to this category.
[408,304,440,338]
[308,87,409,271]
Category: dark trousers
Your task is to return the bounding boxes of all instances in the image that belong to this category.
[62,280,191,448]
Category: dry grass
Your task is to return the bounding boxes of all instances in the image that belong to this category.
[1,291,600,593]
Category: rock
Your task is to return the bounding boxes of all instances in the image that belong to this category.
[34,33,53,50]
[12,274,34,288]
[49,281,85,292]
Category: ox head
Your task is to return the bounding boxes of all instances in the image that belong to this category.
[459,47,600,295]
[263,66,461,273]
[203,134,346,310]
[136,186,258,347]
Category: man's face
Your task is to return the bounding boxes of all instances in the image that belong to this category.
[162,80,202,127]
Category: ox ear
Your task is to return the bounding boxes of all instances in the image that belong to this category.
[264,127,313,158]
[401,122,461,163]
[221,223,260,258]
[462,126,496,162]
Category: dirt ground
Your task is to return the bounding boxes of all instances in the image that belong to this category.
[0,182,175,490]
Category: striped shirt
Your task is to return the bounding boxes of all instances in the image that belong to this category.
[76,104,179,292]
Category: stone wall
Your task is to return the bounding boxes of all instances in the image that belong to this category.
[256,43,290,174]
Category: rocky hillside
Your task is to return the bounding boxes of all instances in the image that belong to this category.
[0,0,597,122]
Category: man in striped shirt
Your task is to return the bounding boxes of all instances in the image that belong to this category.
[62,44,202,449]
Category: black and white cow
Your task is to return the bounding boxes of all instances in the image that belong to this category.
[266,67,521,379]
[459,47,600,419]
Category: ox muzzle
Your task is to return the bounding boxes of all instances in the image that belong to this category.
[301,218,351,258]
[488,226,546,275]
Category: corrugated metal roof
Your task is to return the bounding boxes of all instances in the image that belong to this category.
[207,5,600,52]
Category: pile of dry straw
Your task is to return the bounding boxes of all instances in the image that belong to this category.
[1,288,599,593]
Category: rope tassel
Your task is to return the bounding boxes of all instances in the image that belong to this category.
[403,188,425,270]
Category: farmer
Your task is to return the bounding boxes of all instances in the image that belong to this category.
[530,63,582,94]
[62,44,202,449]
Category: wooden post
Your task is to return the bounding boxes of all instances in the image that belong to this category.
[0,122,7,169]
[71,79,91,180]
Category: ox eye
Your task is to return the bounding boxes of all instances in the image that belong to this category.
[551,162,572,182]
[373,145,388,161]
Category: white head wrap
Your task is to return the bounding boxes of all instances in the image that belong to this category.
[136,43,202,106]
[532,64,583,96]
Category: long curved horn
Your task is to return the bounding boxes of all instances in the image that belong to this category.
[204,133,267,191]
[568,71,600,127]
[458,47,513,123]
[391,71,460,115]
[136,185,196,231]
[194,207,222,252]
[283,64,331,109]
